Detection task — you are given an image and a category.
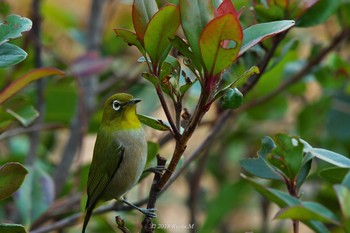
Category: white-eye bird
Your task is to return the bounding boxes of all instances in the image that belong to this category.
[82,93,153,233]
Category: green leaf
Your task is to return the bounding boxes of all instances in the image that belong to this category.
[0,67,65,104]
[241,174,300,207]
[132,0,158,41]
[334,184,350,220]
[240,156,282,180]
[179,81,195,96]
[258,136,276,157]
[180,0,211,65]
[240,135,282,180]
[170,36,202,71]
[142,72,159,87]
[239,20,295,56]
[268,134,304,179]
[242,174,330,233]
[0,14,32,46]
[318,167,350,184]
[213,66,260,102]
[0,224,27,233]
[0,43,27,67]
[146,141,159,165]
[114,29,146,56]
[305,148,350,168]
[0,162,28,201]
[6,105,39,127]
[144,4,180,67]
[275,202,341,225]
[14,163,54,225]
[137,114,170,131]
[296,159,312,188]
[297,0,341,27]
[199,13,242,76]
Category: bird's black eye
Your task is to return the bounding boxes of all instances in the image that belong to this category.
[112,100,121,111]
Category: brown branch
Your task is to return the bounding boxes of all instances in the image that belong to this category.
[162,27,350,192]
[116,216,131,233]
[141,155,167,233]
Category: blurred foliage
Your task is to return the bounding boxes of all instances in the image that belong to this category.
[0,0,349,233]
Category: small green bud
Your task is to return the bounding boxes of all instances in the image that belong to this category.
[220,87,243,109]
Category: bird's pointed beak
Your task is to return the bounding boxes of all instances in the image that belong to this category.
[127,99,141,105]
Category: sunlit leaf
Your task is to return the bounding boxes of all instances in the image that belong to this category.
[0,162,28,201]
[0,43,27,67]
[239,20,295,56]
[0,67,65,104]
[0,14,32,46]
[132,0,158,41]
[305,148,350,168]
[199,13,242,76]
[144,4,180,67]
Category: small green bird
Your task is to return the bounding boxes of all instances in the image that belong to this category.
[82,93,153,233]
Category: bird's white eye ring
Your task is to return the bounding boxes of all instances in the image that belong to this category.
[112,100,121,111]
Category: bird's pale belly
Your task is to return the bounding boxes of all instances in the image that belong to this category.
[102,129,147,201]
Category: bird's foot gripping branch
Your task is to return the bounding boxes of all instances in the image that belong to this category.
[115,0,294,231]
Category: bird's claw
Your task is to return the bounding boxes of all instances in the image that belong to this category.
[144,165,169,175]
[139,207,157,218]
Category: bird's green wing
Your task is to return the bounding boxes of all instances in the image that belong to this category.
[85,129,124,211]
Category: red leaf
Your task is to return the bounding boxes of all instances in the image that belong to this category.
[199,13,243,78]
[214,0,239,18]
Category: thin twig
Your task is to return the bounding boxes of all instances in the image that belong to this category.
[155,85,181,139]
[246,27,350,108]
[0,123,63,141]
[26,0,43,166]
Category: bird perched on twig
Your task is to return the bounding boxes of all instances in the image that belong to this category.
[82,93,155,233]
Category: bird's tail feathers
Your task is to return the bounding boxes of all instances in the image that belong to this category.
[82,205,94,233]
